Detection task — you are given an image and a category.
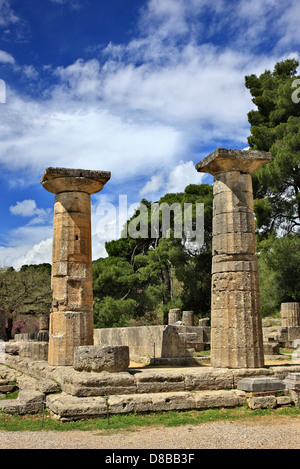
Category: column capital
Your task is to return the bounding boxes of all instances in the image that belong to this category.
[195,148,271,176]
[41,167,111,194]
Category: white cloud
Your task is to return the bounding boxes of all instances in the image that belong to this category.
[10,199,37,216]
[13,238,53,268]
[0,92,184,185]
[166,161,205,193]
[0,49,15,64]
[140,173,165,196]
[0,0,19,27]
[140,161,206,199]
[1,0,299,268]
[0,226,53,269]
[9,199,52,225]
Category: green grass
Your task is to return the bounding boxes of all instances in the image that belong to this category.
[0,405,300,433]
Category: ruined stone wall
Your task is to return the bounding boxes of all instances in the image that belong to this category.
[94,325,208,360]
[94,326,166,359]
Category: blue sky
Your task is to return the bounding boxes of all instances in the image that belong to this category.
[0,0,299,269]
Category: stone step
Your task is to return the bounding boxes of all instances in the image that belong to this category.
[0,390,44,415]
[46,389,246,422]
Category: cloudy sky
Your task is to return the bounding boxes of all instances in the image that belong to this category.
[0,0,299,269]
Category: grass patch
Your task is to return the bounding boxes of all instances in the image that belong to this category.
[0,405,299,433]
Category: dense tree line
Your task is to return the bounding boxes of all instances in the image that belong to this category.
[245,58,300,314]
[0,264,52,339]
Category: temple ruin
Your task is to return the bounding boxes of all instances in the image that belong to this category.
[1,156,300,421]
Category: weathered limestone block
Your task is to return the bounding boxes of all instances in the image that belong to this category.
[237,377,285,393]
[182,311,195,326]
[46,392,107,421]
[212,255,259,275]
[41,167,110,366]
[60,370,136,397]
[198,318,210,327]
[39,315,49,332]
[247,396,277,410]
[0,382,16,393]
[0,390,44,415]
[284,372,300,391]
[281,302,300,327]
[196,148,271,369]
[135,370,185,393]
[263,342,280,355]
[276,395,292,406]
[19,341,48,361]
[46,389,248,421]
[108,394,154,414]
[213,211,254,235]
[73,345,130,372]
[4,342,20,355]
[17,374,60,394]
[151,391,196,412]
[194,390,246,409]
[168,308,181,324]
[48,311,93,366]
[213,232,256,256]
[288,327,300,342]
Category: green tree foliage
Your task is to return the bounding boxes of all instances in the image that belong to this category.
[92,184,213,327]
[245,58,300,235]
[245,58,300,311]
[258,235,300,316]
[0,264,52,339]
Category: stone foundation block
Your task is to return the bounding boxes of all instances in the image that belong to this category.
[247,395,277,410]
[0,390,44,415]
[284,373,300,391]
[135,370,185,393]
[19,341,48,361]
[73,345,130,373]
[48,311,94,366]
[288,327,300,342]
[263,342,280,355]
[237,377,285,393]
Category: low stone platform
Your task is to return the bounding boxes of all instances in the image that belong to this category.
[1,354,300,421]
[46,390,246,422]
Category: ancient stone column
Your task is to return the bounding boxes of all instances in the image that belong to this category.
[182,311,195,326]
[281,302,300,327]
[196,148,271,368]
[41,167,111,366]
[168,308,181,324]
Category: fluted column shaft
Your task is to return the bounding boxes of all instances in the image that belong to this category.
[196,149,271,368]
[41,167,110,366]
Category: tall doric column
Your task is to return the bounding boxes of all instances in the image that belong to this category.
[41,167,111,365]
[196,149,271,368]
